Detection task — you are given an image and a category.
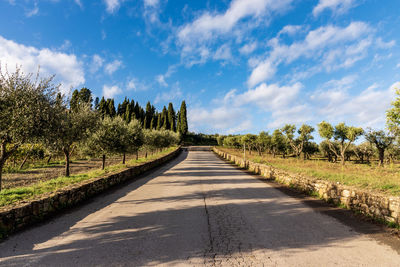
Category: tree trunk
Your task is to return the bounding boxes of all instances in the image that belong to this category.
[136,151,138,160]
[19,155,29,170]
[19,144,34,170]
[122,152,126,164]
[145,150,148,158]
[102,154,106,170]
[47,155,52,164]
[378,148,385,167]
[64,150,70,177]
[341,152,345,166]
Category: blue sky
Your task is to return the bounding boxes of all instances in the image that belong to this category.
[1,0,400,134]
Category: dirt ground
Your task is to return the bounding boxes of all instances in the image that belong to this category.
[2,152,146,190]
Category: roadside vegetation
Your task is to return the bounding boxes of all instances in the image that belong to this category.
[0,147,177,207]
[217,83,400,196]
[0,66,188,196]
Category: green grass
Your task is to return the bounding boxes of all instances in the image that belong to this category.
[0,147,177,207]
[219,147,400,196]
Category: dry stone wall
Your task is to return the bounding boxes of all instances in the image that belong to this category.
[213,147,400,225]
[0,147,181,239]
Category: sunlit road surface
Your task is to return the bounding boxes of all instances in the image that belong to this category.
[1,147,400,266]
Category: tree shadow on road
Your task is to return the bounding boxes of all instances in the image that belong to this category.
[0,150,398,266]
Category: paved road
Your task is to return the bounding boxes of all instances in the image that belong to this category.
[1,148,400,266]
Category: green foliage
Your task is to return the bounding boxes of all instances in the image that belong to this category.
[365,129,394,166]
[318,121,363,165]
[179,100,188,136]
[0,67,60,189]
[70,87,93,111]
[386,85,400,134]
[271,129,286,157]
[167,102,176,132]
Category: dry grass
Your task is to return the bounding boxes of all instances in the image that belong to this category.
[218,147,400,196]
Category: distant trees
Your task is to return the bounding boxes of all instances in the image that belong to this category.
[281,124,314,158]
[0,67,60,190]
[318,121,363,165]
[365,129,394,166]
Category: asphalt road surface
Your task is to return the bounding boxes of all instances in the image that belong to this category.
[1,147,400,266]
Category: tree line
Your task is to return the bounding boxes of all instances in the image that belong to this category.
[0,67,188,191]
[218,86,400,167]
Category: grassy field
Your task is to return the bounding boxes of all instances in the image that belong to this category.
[218,147,400,196]
[0,147,177,208]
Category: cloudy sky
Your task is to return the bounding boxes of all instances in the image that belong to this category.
[1,0,400,134]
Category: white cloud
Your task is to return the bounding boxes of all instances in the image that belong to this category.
[0,35,84,95]
[248,22,371,87]
[190,81,305,133]
[144,0,159,8]
[90,54,104,74]
[104,59,122,75]
[154,85,183,104]
[177,0,293,65]
[312,82,399,128]
[236,82,302,110]
[375,37,396,49]
[102,85,122,98]
[268,104,311,128]
[188,105,251,134]
[26,3,39,17]
[104,0,123,13]
[239,42,257,55]
[155,64,177,87]
[213,44,232,61]
[156,74,168,87]
[278,25,303,36]
[397,63,400,68]
[101,30,107,40]
[248,60,276,88]
[126,77,149,91]
[313,0,356,17]
[74,0,83,9]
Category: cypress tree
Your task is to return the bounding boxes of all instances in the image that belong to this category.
[98,97,107,119]
[145,101,152,129]
[70,89,79,111]
[179,100,188,136]
[94,97,100,110]
[150,117,155,129]
[176,111,181,134]
[156,113,162,130]
[78,87,93,107]
[108,99,116,117]
[124,104,131,123]
[134,102,140,120]
[161,106,168,130]
[167,102,176,132]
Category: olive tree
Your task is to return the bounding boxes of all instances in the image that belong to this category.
[365,129,394,166]
[255,131,272,156]
[49,102,98,176]
[86,116,129,169]
[241,134,257,155]
[281,124,314,158]
[386,84,400,134]
[0,67,59,190]
[123,119,144,162]
[271,129,286,158]
[318,121,363,165]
